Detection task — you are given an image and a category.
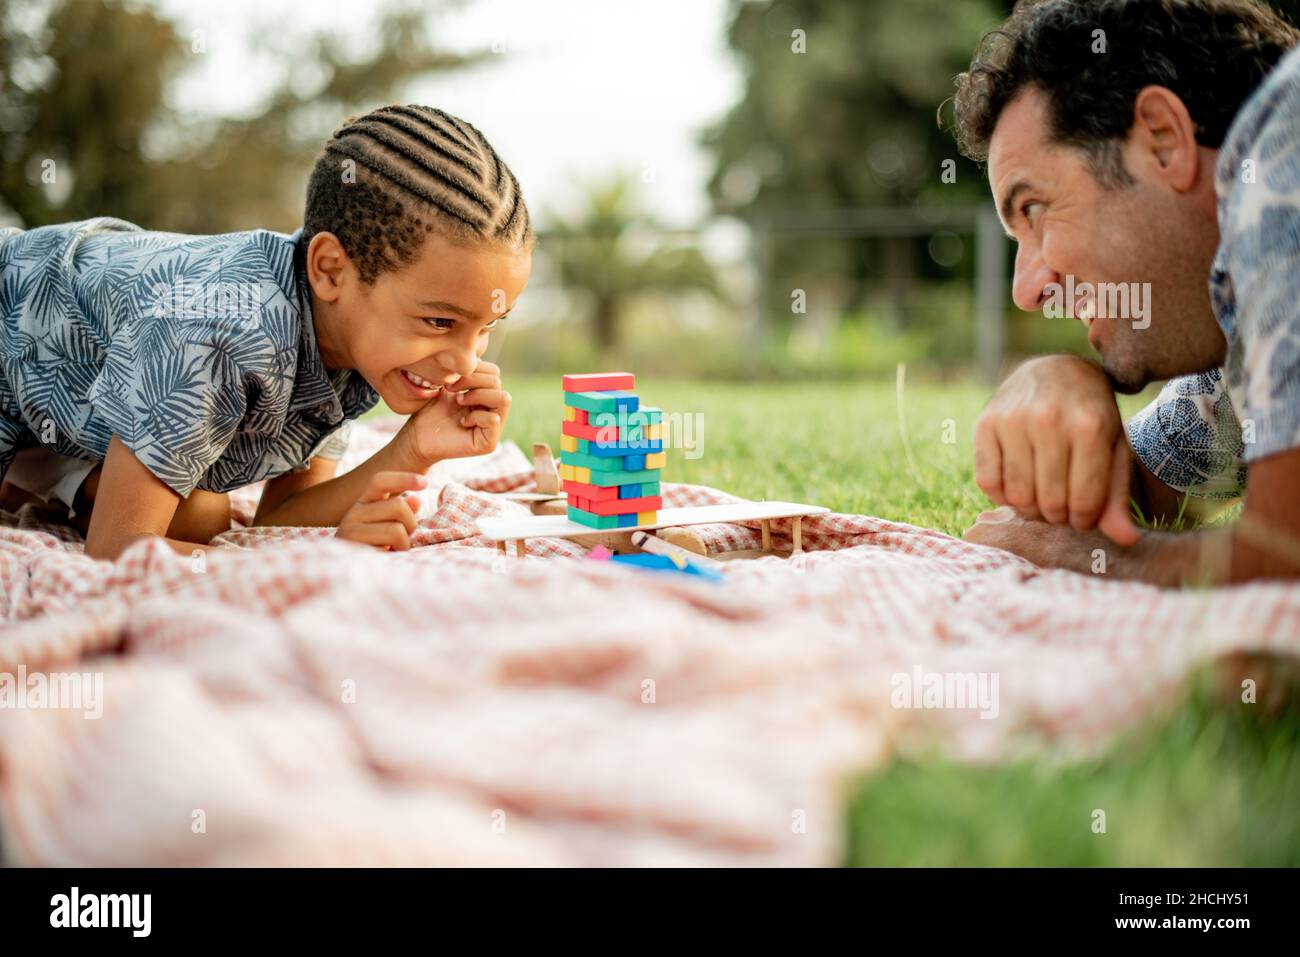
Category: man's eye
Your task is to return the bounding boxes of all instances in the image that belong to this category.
[423,317,455,330]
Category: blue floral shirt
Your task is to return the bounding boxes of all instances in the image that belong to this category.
[1128,45,1300,499]
[0,217,379,497]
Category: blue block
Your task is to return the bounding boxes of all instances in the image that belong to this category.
[609,553,725,582]
[589,439,663,455]
[624,454,645,471]
[618,483,641,499]
[617,512,638,527]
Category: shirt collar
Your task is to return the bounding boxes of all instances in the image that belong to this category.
[288,228,380,422]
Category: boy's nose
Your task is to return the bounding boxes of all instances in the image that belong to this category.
[436,346,478,382]
[1012,243,1059,313]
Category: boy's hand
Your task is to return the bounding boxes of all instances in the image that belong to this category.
[396,360,511,467]
[335,471,425,551]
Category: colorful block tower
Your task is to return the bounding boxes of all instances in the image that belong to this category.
[557,372,665,529]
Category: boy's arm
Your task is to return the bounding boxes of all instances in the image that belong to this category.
[250,435,432,528]
[84,436,212,561]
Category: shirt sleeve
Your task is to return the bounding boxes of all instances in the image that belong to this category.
[1126,371,1247,500]
[303,420,353,466]
[1216,52,1300,463]
[86,315,248,499]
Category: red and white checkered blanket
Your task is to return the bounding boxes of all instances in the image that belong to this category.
[1,417,1297,866]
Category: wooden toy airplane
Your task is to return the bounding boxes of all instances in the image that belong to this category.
[478,499,829,560]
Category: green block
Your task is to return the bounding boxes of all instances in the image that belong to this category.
[635,480,661,496]
[567,507,620,529]
[561,449,629,472]
[590,407,662,427]
[564,390,640,414]
[582,468,661,487]
[577,438,589,453]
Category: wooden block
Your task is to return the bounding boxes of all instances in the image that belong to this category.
[586,438,662,457]
[567,506,621,529]
[623,454,645,471]
[647,423,662,440]
[574,466,590,484]
[638,481,661,497]
[532,442,560,494]
[564,390,639,415]
[562,372,635,392]
[618,483,641,499]
[577,467,662,487]
[637,511,657,525]
[617,512,638,528]
[588,495,663,516]
[558,463,574,482]
[559,434,578,453]
[563,479,620,501]
[575,408,588,425]
[564,406,576,422]
[644,451,666,469]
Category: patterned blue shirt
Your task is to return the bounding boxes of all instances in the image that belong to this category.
[1128,44,1300,499]
[0,217,379,497]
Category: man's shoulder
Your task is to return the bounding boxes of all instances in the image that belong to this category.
[1217,45,1300,193]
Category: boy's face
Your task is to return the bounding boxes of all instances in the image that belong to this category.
[308,230,532,412]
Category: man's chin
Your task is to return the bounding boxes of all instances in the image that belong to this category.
[1099,353,1148,395]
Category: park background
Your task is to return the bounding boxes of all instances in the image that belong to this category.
[3,0,1298,866]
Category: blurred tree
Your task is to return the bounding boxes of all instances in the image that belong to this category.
[546,176,725,353]
[0,0,483,233]
[703,0,1004,326]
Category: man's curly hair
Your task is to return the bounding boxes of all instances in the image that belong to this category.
[301,104,534,283]
[951,0,1300,186]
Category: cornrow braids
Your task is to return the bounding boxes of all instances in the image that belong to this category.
[300,104,534,283]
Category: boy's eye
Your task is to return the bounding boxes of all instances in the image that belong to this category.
[422,317,455,330]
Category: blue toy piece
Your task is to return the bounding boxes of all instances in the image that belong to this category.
[609,553,724,582]
[618,483,641,499]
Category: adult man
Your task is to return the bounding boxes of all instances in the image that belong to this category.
[953,0,1300,584]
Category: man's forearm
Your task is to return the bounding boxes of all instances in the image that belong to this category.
[1083,526,1234,587]
[253,439,433,528]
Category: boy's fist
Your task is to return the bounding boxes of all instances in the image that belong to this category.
[336,471,425,551]
[397,360,511,467]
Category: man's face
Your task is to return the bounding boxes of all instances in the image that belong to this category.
[329,232,532,413]
[987,87,1221,392]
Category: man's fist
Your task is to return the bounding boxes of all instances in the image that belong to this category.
[972,355,1139,546]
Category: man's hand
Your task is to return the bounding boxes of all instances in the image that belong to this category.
[335,471,425,551]
[963,505,1114,570]
[396,360,510,468]
[973,355,1139,546]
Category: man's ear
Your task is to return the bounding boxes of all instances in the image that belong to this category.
[1130,85,1201,192]
[306,232,354,303]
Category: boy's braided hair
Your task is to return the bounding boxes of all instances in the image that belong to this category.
[301,104,533,283]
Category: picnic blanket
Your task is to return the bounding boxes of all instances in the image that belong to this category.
[1,416,1297,866]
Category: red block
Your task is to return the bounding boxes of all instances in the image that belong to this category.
[562,420,623,442]
[575,408,588,425]
[588,495,663,516]
[563,479,620,501]
[562,372,635,392]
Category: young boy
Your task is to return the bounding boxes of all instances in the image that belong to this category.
[0,104,531,559]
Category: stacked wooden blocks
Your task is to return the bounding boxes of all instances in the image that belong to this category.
[557,372,665,529]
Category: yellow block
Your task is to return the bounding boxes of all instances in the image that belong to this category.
[647,423,663,440]
[560,434,578,453]
[575,466,591,484]
[558,463,574,481]
[644,452,666,469]
[637,511,657,525]
[564,406,576,422]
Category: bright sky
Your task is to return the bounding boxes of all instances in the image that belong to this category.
[155,0,743,229]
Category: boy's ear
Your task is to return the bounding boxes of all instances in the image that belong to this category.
[306,232,354,302]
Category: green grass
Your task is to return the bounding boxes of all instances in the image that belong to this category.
[388,374,1300,866]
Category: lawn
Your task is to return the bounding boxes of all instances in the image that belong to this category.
[385,373,1300,866]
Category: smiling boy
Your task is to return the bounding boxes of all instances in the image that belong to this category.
[0,105,531,559]
[950,0,1300,584]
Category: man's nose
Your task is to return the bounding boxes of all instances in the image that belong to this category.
[1011,243,1059,312]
